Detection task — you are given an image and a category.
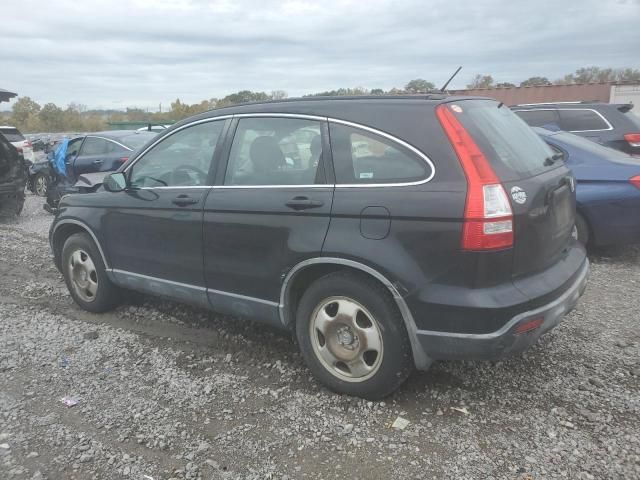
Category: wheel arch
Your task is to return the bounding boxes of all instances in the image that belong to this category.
[51,220,109,271]
[280,257,430,369]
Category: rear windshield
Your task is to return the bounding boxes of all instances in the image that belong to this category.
[624,110,640,129]
[0,127,25,142]
[550,131,639,164]
[451,100,556,180]
[120,132,156,151]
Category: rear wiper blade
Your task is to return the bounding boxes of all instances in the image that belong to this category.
[544,152,564,166]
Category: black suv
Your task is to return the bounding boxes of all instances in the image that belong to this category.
[0,132,26,215]
[512,102,640,155]
[49,96,589,399]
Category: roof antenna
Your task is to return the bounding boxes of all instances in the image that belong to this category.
[440,66,462,92]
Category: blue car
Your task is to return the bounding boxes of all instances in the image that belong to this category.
[536,127,640,247]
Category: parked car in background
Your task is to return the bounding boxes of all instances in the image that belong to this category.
[49,96,588,398]
[0,126,35,162]
[0,132,27,215]
[137,124,171,133]
[536,127,640,247]
[27,158,53,196]
[46,130,157,209]
[513,102,640,156]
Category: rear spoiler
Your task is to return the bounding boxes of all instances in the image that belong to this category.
[617,104,633,113]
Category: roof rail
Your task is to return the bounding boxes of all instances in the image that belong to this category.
[513,100,602,107]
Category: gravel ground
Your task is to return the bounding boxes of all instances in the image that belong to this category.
[1,193,639,480]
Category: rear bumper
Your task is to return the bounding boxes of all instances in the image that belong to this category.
[414,258,589,362]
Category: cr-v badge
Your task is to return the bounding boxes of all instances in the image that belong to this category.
[511,186,527,205]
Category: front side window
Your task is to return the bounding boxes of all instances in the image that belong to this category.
[329,123,429,184]
[130,121,224,188]
[558,109,610,132]
[66,138,84,158]
[224,117,324,186]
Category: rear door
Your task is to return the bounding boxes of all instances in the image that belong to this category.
[453,100,576,277]
[202,115,333,326]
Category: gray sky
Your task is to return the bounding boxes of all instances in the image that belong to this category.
[2,0,639,111]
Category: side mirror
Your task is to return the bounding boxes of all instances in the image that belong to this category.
[104,172,127,192]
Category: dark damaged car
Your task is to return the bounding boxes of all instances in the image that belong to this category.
[0,132,27,215]
[49,96,589,399]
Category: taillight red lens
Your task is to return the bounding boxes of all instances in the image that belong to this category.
[630,175,640,189]
[515,317,544,334]
[624,133,640,148]
[119,156,129,163]
[436,104,514,251]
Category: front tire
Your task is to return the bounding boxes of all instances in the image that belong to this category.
[296,271,413,399]
[61,233,121,313]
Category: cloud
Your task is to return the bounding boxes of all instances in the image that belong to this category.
[1,0,638,110]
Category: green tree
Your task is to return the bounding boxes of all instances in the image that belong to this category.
[467,74,494,89]
[370,88,385,95]
[11,96,41,128]
[495,82,516,88]
[38,103,65,131]
[520,76,552,87]
[404,79,435,93]
[270,90,288,100]
[557,66,640,84]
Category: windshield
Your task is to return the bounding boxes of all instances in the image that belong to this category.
[451,99,557,180]
[0,128,25,143]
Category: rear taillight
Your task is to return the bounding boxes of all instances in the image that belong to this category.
[24,140,32,148]
[515,317,544,334]
[436,104,514,251]
[624,133,640,148]
[630,175,640,189]
[118,156,129,163]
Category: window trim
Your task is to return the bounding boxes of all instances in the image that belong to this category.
[124,113,436,189]
[125,117,231,189]
[328,118,435,188]
[513,108,613,133]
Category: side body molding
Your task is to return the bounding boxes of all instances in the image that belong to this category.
[279,257,431,369]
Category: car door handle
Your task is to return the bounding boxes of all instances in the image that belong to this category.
[93,159,103,164]
[172,194,199,207]
[285,196,324,210]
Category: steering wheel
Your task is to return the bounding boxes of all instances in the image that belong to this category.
[172,164,208,185]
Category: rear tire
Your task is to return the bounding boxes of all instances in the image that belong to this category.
[61,233,121,313]
[295,271,413,400]
[34,172,49,197]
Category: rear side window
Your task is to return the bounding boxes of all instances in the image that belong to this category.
[329,123,430,184]
[451,100,555,179]
[224,117,324,186]
[0,127,25,142]
[514,109,560,128]
[558,109,610,132]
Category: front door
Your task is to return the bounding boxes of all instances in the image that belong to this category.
[74,136,128,176]
[103,120,228,307]
[203,116,333,326]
